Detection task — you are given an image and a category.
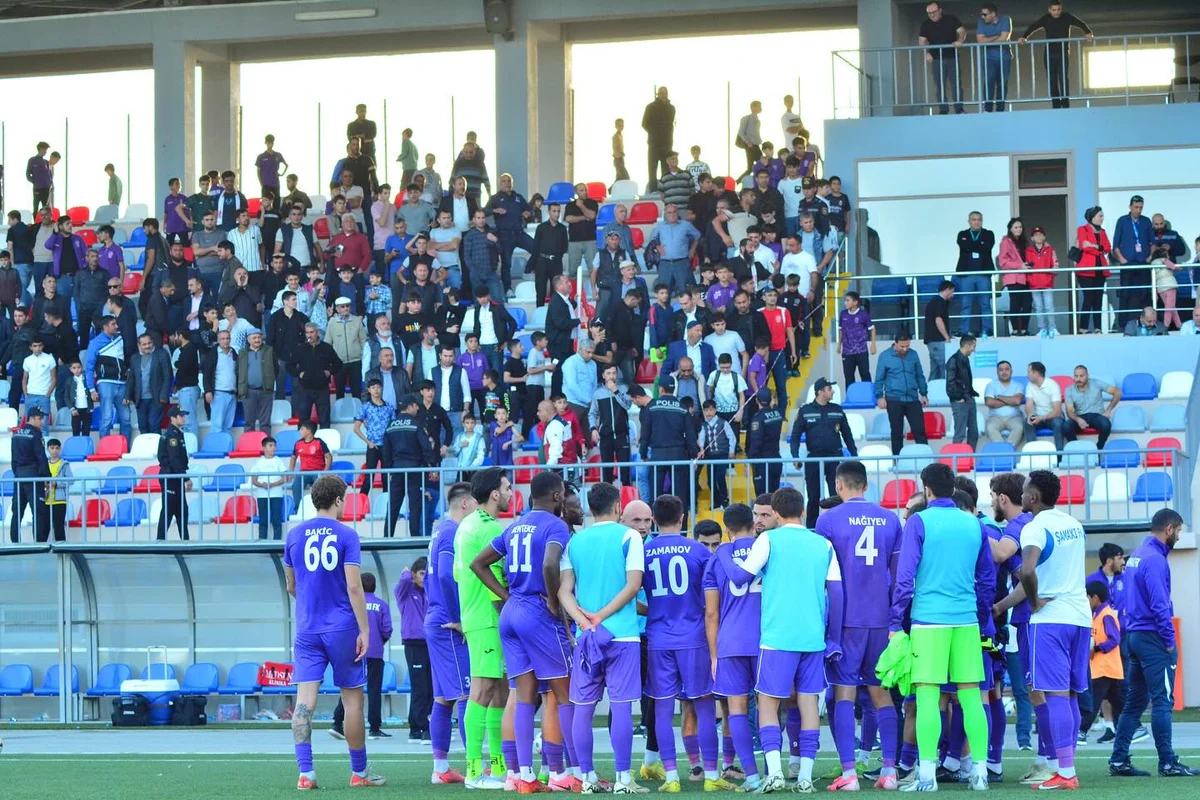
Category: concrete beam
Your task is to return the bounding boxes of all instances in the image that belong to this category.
[199,54,239,179]
[153,39,195,216]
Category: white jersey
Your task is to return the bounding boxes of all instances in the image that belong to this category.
[1020,508,1090,627]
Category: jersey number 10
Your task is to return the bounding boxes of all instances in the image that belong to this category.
[648,556,689,596]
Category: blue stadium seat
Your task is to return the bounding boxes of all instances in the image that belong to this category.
[1110,406,1146,433]
[518,333,534,353]
[255,495,296,523]
[924,379,950,407]
[866,414,892,441]
[1098,439,1140,469]
[1061,441,1099,469]
[95,465,138,495]
[87,663,133,696]
[194,431,235,459]
[180,663,220,694]
[33,664,80,697]
[330,460,357,484]
[1120,372,1157,401]
[1149,404,1186,432]
[0,470,14,497]
[975,442,1018,473]
[141,663,177,681]
[596,204,617,227]
[896,444,934,474]
[126,227,147,246]
[1131,472,1173,502]
[205,464,246,493]
[870,277,909,302]
[843,381,876,409]
[510,306,527,330]
[530,305,548,330]
[382,662,398,693]
[0,664,34,696]
[61,435,95,462]
[331,397,361,423]
[917,276,946,299]
[218,663,262,695]
[545,182,575,205]
[103,498,148,527]
[273,430,301,455]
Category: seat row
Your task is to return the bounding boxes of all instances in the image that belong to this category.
[875,470,1172,510]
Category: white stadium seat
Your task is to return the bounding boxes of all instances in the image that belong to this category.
[123,433,161,460]
[1158,370,1193,400]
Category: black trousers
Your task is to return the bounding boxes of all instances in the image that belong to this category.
[361,447,382,495]
[387,470,426,538]
[33,187,50,211]
[7,365,23,408]
[704,458,730,510]
[335,362,362,399]
[751,461,782,499]
[71,408,92,436]
[650,450,691,520]
[1079,675,1125,733]
[293,387,331,429]
[599,436,632,485]
[77,305,98,350]
[1077,274,1107,332]
[646,145,670,194]
[842,353,871,385]
[405,641,434,735]
[522,384,545,438]
[1118,264,1150,327]
[805,458,838,523]
[1045,44,1071,108]
[11,480,48,543]
[1007,283,1031,333]
[534,256,562,308]
[44,503,67,542]
[334,656,384,733]
[157,478,190,540]
[886,400,926,456]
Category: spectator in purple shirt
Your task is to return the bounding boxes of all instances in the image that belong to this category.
[457,335,489,413]
[96,225,125,281]
[256,134,288,193]
[837,291,876,384]
[332,571,393,740]
[394,558,433,742]
[163,178,190,243]
[705,264,738,310]
[45,218,88,300]
[26,142,52,210]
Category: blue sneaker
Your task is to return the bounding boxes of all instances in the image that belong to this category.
[1048,328,1058,339]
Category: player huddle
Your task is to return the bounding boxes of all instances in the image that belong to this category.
[282,462,1182,793]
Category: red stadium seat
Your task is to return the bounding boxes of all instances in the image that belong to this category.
[627,202,658,225]
[36,207,61,223]
[498,488,526,519]
[1144,437,1179,467]
[122,272,142,296]
[938,443,975,472]
[76,229,99,248]
[247,198,262,217]
[183,246,194,261]
[393,191,405,208]
[631,227,645,249]
[1057,474,1085,506]
[314,217,330,239]
[514,456,538,484]
[133,465,162,494]
[1051,376,1073,397]
[215,496,257,524]
[341,493,370,522]
[66,206,91,226]
[880,479,916,510]
[88,434,129,462]
[69,499,112,528]
[353,470,384,490]
[636,359,658,384]
[586,182,607,202]
[620,485,640,511]
[723,177,736,191]
[585,453,602,483]
[229,431,269,458]
[907,411,945,440]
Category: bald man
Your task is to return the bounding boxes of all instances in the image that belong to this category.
[621,500,653,541]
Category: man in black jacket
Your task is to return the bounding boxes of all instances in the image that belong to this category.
[788,377,857,523]
[1018,3,1093,109]
[156,405,192,540]
[289,322,343,428]
[638,375,697,520]
[670,288,713,341]
[1,306,35,408]
[74,249,110,350]
[946,334,979,448]
[10,406,50,543]
[642,87,675,194]
[382,394,436,538]
[728,290,770,354]
[125,333,173,434]
[545,275,578,398]
[610,289,647,387]
[265,290,309,401]
[363,346,412,406]
[171,328,203,439]
[588,366,632,485]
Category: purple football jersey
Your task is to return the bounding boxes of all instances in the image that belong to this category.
[283,517,362,635]
[1001,512,1033,624]
[492,510,571,597]
[424,518,460,627]
[701,539,762,657]
[814,497,902,628]
[642,534,711,650]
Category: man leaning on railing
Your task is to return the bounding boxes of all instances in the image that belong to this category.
[918,2,967,115]
[1017,1,1093,109]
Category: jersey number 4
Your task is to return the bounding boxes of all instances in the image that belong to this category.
[304,535,340,572]
[648,556,689,596]
[855,526,879,566]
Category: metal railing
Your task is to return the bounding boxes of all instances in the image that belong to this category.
[2,447,1182,545]
[833,32,1200,117]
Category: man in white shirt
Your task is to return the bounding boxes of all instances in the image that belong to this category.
[435,345,471,435]
[779,233,818,296]
[984,360,1026,448]
[777,158,804,237]
[22,337,57,417]
[1178,304,1200,335]
[1023,361,1066,452]
[226,209,264,272]
[185,276,206,331]
[684,146,711,190]
[428,210,462,290]
[337,169,365,227]
[537,398,571,468]
[250,436,289,540]
[780,94,803,151]
[703,313,748,374]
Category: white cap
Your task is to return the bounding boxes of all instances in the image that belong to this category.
[334,296,352,306]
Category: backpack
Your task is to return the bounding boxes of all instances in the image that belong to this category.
[111,695,149,727]
[642,238,662,270]
[170,694,209,726]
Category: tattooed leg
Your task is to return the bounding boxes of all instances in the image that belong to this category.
[293,684,320,776]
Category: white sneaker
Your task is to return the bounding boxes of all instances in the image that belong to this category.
[615,782,651,794]
[793,779,815,794]
[466,775,509,790]
[757,774,787,794]
[968,774,988,791]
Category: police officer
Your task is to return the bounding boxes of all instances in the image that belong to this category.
[638,375,697,515]
[790,377,857,523]
[157,405,192,540]
[11,406,50,542]
[382,394,435,538]
[746,387,784,497]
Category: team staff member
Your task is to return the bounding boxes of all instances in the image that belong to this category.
[638,376,697,521]
[156,405,192,540]
[382,395,436,538]
[747,387,784,497]
[10,406,51,542]
[789,378,857,523]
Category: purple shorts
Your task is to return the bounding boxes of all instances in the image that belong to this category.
[570,639,641,705]
[647,646,714,700]
[827,627,889,687]
[755,648,827,698]
[293,628,365,688]
[713,655,758,698]
[1029,622,1090,693]
[425,622,471,701]
[500,597,572,681]
[1015,622,1031,685]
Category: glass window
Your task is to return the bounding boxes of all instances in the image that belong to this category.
[1099,190,1200,251]
[90,554,187,622]
[858,157,1010,199]
[860,196,1012,276]
[1086,47,1174,90]
[1098,148,1200,190]
[186,554,287,621]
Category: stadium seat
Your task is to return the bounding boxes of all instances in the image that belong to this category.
[1089,473,1129,504]
[907,411,945,440]
[0,470,13,497]
[76,228,99,248]
[330,460,356,483]
[866,414,892,441]
[194,431,235,459]
[1061,441,1099,469]
[924,379,950,407]
[880,479,916,509]
[33,664,79,697]
[133,464,163,493]
[1099,439,1140,469]
[842,381,876,409]
[219,663,263,696]
[1149,404,1186,432]
[91,204,119,225]
[1057,474,1085,506]
[510,307,527,330]
[122,433,160,460]
[1110,406,1146,433]
[367,492,390,521]
[314,217,330,239]
[121,203,149,223]
[229,431,269,458]
[0,437,10,464]
[1131,472,1173,503]
[0,664,34,696]
[1158,371,1193,400]
[179,663,221,694]
[631,228,645,249]
[858,444,894,476]
[514,455,539,484]
[1143,437,1179,467]
[619,485,640,511]
[846,413,866,441]
[627,201,659,224]
[609,180,639,200]
[331,397,362,423]
[270,400,292,425]
[87,434,129,462]
[312,428,340,453]
[514,281,537,303]
[69,498,112,528]
[121,271,142,295]
[896,444,934,474]
[586,182,607,202]
[971,377,991,399]
[215,495,256,524]
[206,464,246,493]
[382,661,398,693]
[804,382,843,405]
[273,429,301,456]
[1017,441,1057,472]
[585,453,602,483]
[184,431,198,454]
[103,498,148,527]
[596,204,617,227]
[125,226,148,246]
[498,489,525,519]
[0,407,17,431]
[635,359,658,384]
[95,465,138,495]
[342,493,370,521]
[247,198,262,217]
[1120,372,1157,400]
[530,304,548,329]
[975,442,1017,473]
[938,443,974,472]
[188,494,221,524]
[545,182,575,204]
[88,663,133,697]
[141,663,177,681]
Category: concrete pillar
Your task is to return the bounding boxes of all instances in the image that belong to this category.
[153,40,196,216]
[536,30,570,189]
[199,55,240,181]
[857,0,901,116]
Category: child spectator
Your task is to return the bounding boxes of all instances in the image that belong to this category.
[1025,227,1059,338]
[250,436,289,540]
[522,331,553,437]
[363,270,391,319]
[778,273,805,373]
[44,437,71,542]
[502,338,527,427]
[56,359,93,436]
[552,392,588,458]
[748,339,770,397]
[488,407,522,474]
[456,334,488,416]
[1079,581,1124,744]
[837,291,876,384]
[480,370,507,429]
[449,412,486,482]
[332,572,393,740]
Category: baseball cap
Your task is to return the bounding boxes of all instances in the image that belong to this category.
[756,388,772,403]
[26,406,45,419]
[168,405,189,417]
[398,393,419,408]
[814,377,837,392]
[619,260,637,269]
[334,296,352,306]
[1031,227,1046,235]
[802,178,815,189]
[659,375,677,393]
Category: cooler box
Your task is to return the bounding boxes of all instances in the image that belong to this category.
[119,646,180,725]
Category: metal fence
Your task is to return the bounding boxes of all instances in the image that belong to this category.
[834,32,1200,118]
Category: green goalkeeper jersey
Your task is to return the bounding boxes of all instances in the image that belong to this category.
[453,509,507,634]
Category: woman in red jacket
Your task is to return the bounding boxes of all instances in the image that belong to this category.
[998,217,1031,335]
[1025,226,1059,337]
[1075,206,1111,334]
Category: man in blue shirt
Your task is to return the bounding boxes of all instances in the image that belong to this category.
[977,5,1013,111]
[1108,508,1197,778]
[1111,195,1154,327]
[651,204,701,296]
[873,333,929,455]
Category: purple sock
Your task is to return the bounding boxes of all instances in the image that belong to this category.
[1069,696,1080,759]
[800,729,819,759]
[947,704,966,763]
[542,747,548,769]
[723,735,735,768]
[611,700,634,773]
[730,714,759,777]
[834,700,858,770]
[1034,702,1051,759]
[572,702,597,775]
[431,702,452,760]
[876,705,898,768]
[1047,695,1074,769]
[558,701,577,770]
[694,695,719,772]
[988,698,1006,764]
[786,707,802,757]
[457,699,468,749]
[349,747,367,773]
[655,697,678,772]
[503,740,518,774]
[826,689,839,744]
[545,741,564,773]
[515,701,536,771]
[900,742,918,769]
[861,705,878,753]
[295,742,313,773]
[683,734,700,767]
[760,724,782,761]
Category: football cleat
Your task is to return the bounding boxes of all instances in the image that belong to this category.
[826,776,860,792]
[297,775,318,790]
[432,769,467,784]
